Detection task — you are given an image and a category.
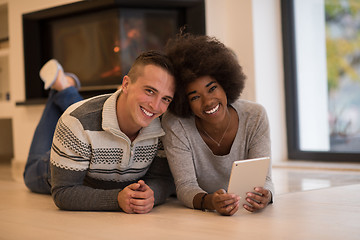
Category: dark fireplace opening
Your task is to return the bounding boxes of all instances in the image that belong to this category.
[20,0,205,105]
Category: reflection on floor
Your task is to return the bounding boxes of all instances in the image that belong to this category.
[272,167,360,195]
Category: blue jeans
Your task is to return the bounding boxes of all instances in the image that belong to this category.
[23,87,83,194]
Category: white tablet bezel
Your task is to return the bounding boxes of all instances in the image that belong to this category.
[227,157,270,208]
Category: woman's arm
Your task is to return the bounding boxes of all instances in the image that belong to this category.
[245,104,275,206]
[162,114,205,208]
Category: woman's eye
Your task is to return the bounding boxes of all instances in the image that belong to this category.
[209,86,217,92]
[190,96,199,101]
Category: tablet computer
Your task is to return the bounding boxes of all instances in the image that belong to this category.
[227,157,270,207]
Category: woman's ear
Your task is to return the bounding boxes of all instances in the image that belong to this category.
[121,76,131,93]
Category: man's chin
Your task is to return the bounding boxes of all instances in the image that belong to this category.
[137,117,154,128]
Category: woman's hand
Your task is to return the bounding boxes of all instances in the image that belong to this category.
[212,189,240,216]
[243,187,271,212]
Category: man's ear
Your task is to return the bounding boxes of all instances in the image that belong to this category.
[121,76,131,93]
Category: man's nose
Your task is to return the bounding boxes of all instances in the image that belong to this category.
[149,97,162,112]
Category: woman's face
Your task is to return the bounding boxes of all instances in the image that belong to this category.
[186,76,228,124]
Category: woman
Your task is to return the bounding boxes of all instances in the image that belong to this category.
[162,34,274,216]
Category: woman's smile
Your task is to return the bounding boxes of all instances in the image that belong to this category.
[204,104,220,115]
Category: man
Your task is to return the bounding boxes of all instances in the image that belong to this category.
[24,51,176,213]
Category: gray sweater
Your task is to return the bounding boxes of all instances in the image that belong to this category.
[162,99,274,208]
[50,89,174,211]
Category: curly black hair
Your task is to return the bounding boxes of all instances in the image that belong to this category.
[165,33,246,118]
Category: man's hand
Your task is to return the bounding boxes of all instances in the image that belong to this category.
[117,180,155,214]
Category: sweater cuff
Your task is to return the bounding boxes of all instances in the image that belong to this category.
[99,189,122,211]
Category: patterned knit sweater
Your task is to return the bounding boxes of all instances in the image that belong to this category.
[50,89,174,211]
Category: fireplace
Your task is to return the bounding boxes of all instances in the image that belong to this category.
[20,0,205,104]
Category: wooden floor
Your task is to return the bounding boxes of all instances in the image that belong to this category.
[0,163,360,239]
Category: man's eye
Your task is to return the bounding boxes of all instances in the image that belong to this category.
[146,89,154,94]
[163,98,172,103]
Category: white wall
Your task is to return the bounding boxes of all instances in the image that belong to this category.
[9,0,82,177]
[9,0,287,179]
[206,0,287,162]
[206,0,257,102]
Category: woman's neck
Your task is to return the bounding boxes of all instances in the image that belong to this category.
[196,106,232,134]
[195,105,238,155]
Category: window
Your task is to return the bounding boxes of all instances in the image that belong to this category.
[281,0,360,162]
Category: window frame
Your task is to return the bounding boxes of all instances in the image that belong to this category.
[281,0,360,162]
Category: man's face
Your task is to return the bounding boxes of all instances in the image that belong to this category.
[121,64,175,129]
